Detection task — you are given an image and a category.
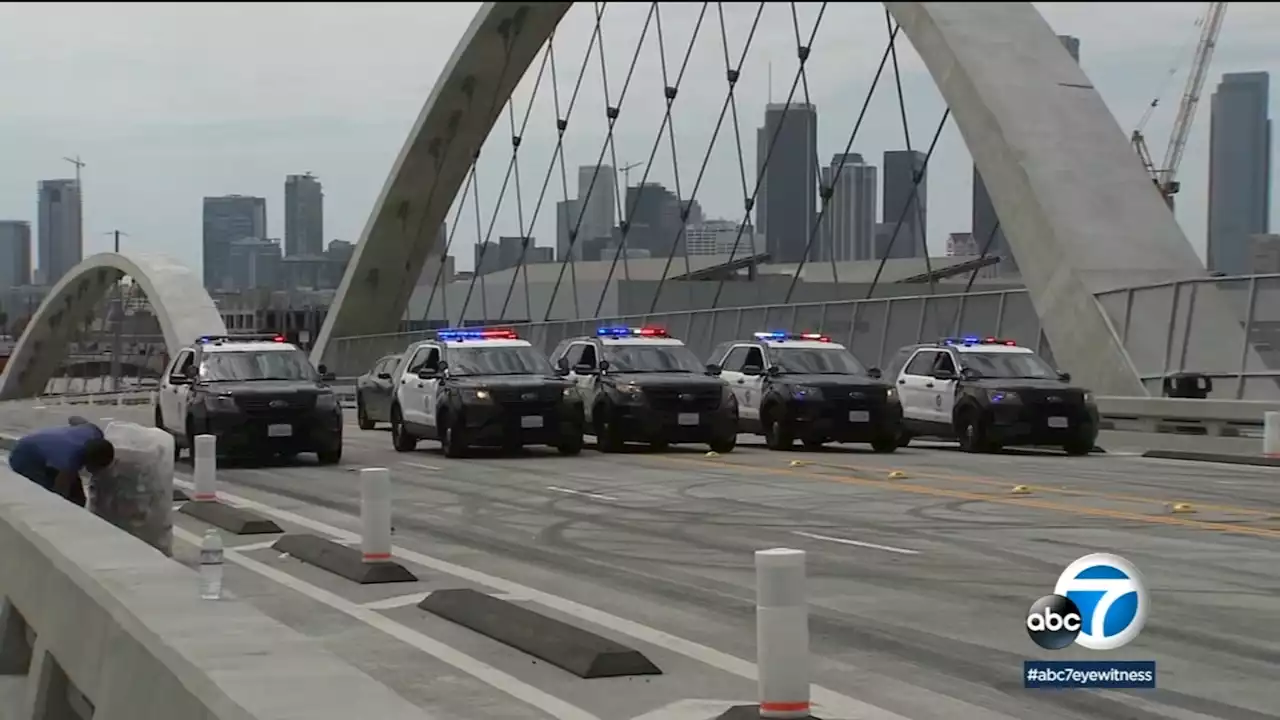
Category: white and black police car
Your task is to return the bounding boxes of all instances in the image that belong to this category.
[887,335,1099,454]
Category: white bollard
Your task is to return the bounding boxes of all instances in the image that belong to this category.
[1265,412,1280,458]
[755,548,810,719]
[360,468,393,563]
[193,434,217,502]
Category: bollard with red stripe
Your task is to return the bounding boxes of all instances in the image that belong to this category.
[360,467,393,563]
[192,435,217,501]
[1265,412,1279,458]
[756,548,810,719]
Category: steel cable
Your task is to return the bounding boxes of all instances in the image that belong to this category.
[885,10,937,297]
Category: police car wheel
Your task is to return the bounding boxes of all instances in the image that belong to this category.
[709,434,737,453]
[649,439,670,451]
[441,419,469,458]
[1063,438,1093,456]
[957,412,992,453]
[896,431,913,448]
[802,439,825,451]
[390,407,417,452]
[763,414,793,450]
[357,397,375,430]
[557,433,584,456]
[871,435,898,453]
[594,407,625,453]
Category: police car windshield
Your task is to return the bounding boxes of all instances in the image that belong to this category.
[448,346,553,376]
[604,344,703,373]
[771,347,865,375]
[200,350,317,382]
[958,351,1057,379]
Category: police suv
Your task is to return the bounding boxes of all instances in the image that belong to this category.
[154,334,343,464]
[389,328,584,458]
[888,336,1099,454]
[709,332,902,452]
[551,327,738,453]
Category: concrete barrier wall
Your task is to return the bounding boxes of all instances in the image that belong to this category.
[0,468,433,720]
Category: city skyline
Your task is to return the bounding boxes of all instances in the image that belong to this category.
[1,4,1278,276]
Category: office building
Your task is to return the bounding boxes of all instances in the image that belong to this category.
[285,173,324,256]
[880,150,928,259]
[686,220,759,257]
[756,103,819,263]
[820,153,877,262]
[228,238,283,291]
[476,237,552,276]
[577,165,616,247]
[1250,234,1280,274]
[37,179,82,287]
[203,195,267,291]
[1208,72,1271,275]
[556,199,582,262]
[623,183,697,259]
[972,34,1080,275]
[0,221,32,289]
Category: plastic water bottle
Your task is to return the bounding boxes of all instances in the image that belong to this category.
[199,529,224,600]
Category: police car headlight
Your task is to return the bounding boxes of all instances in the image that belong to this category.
[562,387,580,401]
[610,384,644,403]
[316,392,338,410]
[793,385,822,401]
[1083,391,1095,405]
[885,387,899,402]
[463,388,492,402]
[204,394,237,412]
[986,389,1020,403]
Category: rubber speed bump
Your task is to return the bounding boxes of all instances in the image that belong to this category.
[272,534,417,584]
[1010,485,1032,495]
[789,460,809,467]
[887,470,907,480]
[180,501,282,535]
[419,589,661,678]
[705,451,720,458]
[1168,502,1195,514]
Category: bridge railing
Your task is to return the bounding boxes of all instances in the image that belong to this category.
[1094,274,1280,399]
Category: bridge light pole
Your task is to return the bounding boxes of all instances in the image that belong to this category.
[105,230,128,392]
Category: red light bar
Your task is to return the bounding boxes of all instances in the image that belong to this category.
[798,332,831,342]
[273,335,286,342]
[637,327,667,337]
[481,328,518,339]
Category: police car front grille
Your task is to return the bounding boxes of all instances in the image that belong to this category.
[490,388,562,405]
[643,388,721,412]
[236,395,315,415]
[823,387,886,409]
[1019,390,1084,408]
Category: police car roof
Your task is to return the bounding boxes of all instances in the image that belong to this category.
[438,338,531,348]
[599,336,685,346]
[195,335,300,353]
[931,339,1033,354]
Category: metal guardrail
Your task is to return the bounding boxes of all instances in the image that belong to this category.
[25,385,1275,439]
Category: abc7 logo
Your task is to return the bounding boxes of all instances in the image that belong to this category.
[1025,594,1083,650]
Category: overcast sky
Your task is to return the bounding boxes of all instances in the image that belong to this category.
[1,2,1277,276]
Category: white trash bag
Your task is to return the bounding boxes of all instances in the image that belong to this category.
[92,421,175,556]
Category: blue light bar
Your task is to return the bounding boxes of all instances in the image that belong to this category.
[437,328,518,341]
[596,326,668,338]
[752,331,830,342]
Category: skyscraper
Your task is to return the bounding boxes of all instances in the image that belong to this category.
[36,179,82,287]
[756,103,818,263]
[1208,72,1271,275]
[556,198,581,261]
[577,165,616,248]
[880,150,927,259]
[820,153,878,262]
[285,173,324,256]
[0,221,32,288]
[972,35,1081,274]
[203,195,267,291]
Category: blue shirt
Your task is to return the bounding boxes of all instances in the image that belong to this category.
[9,424,104,486]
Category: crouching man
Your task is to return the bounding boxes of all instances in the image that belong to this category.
[8,420,115,506]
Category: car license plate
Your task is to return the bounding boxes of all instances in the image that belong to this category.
[678,412,700,426]
[848,410,870,423]
[268,424,293,437]
[1048,416,1069,429]
[521,415,544,429]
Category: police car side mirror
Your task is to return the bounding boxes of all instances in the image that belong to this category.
[706,362,723,376]
[740,364,761,376]
[317,363,328,376]
[417,368,438,380]
[867,367,882,380]
[555,357,570,373]
[321,371,337,382]
[1058,371,1071,383]
[169,374,191,385]
[598,360,610,373]
[376,372,392,380]
[572,363,597,375]
[932,368,956,381]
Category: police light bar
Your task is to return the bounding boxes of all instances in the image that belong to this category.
[940,336,1017,347]
[437,328,519,341]
[596,326,668,338]
[197,334,286,344]
[752,331,831,343]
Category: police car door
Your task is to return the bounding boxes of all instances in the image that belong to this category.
[399,345,434,425]
[421,346,444,431]
[161,349,195,433]
[928,350,960,423]
[897,349,939,423]
[721,345,764,421]
[564,342,600,422]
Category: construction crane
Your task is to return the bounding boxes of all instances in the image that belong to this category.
[619,161,642,189]
[1130,1,1228,209]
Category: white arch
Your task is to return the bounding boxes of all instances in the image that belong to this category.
[0,252,227,400]
[315,2,1253,395]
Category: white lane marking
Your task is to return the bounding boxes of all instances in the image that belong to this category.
[401,461,442,472]
[546,486,617,501]
[232,540,279,552]
[172,527,600,720]
[169,477,902,718]
[360,591,527,610]
[791,530,919,556]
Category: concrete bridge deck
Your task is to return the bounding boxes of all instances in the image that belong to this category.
[0,403,1276,720]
